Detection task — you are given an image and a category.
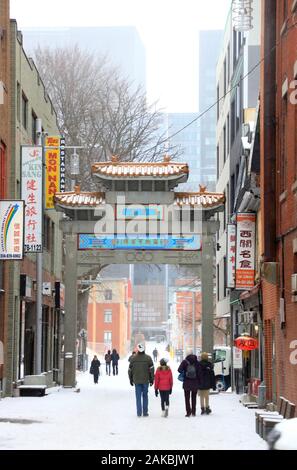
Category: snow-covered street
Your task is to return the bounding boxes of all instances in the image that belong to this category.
[0,347,266,450]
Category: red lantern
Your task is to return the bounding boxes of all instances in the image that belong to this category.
[234,334,258,351]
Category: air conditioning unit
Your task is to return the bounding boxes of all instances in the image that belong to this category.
[291,274,297,302]
[261,262,279,285]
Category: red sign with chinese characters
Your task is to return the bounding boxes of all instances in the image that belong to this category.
[234,335,258,351]
[227,224,236,288]
[235,213,256,290]
[21,146,43,253]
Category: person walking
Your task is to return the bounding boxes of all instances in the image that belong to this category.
[105,350,112,376]
[128,351,136,362]
[111,348,120,375]
[128,343,155,417]
[152,348,158,363]
[178,350,199,417]
[90,355,101,384]
[197,352,216,415]
[154,358,173,417]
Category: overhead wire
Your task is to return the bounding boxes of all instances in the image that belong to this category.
[148,15,297,153]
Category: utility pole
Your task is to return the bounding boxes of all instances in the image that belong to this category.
[35,118,43,374]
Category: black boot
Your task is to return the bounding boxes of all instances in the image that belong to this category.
[206,406,212,414]
[201,407,205,415]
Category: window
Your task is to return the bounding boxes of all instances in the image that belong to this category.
[31,110,37,144]
[295,103,297,179]
[104,331,112,343]
[227,114,230,156]
[17,82,21,122]
[223,256,227,298]
[214,349,227,363]
[223,58,227,96]
[223,125,226,163]
[231,99,236,144]
[216,145,220,180]
[43,215,51,251]
[281,95,287,192]
[217,85,220,121]
[22,92,28,129]
[216,264,220,302]
[227,44,230,84]
[233,30,237,67]
[283,0,288,20]
[0,141,6,198]
[104,310,112,323]
[104,289,112,301]
[51,221,55,273]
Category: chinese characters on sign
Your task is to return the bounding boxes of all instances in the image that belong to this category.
[78,234,201,251]
[0,201,25,260]
[235,213,256,290]
[59,137,66,192]
[227,224,236,288]
[21,146,43,252]
[45,136,61,209]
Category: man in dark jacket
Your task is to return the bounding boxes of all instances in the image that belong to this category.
[105,350,112,376]
[128,343,155,417]
[178,351,200,417]
[111,349,120,375]
[197,352,216,414]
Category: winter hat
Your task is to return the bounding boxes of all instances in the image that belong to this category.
[160,358,168,366]
[137,343,145,353]
[201,352,210,361]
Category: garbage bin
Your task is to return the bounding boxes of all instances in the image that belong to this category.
[257,382,266,408]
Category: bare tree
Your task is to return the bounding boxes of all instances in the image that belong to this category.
[35,45,180,190]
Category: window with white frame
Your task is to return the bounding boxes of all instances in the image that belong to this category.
[104,310,112,323]
[104,331,112,342]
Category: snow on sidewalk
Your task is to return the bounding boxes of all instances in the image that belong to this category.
[0,358,266,450]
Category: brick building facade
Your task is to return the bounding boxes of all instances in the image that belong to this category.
[0,0,10,393]
[87,279,132,358]
[1,21,64,396]
[261,0,297,408]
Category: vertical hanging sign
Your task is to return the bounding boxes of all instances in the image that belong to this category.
[227,224,236,288]
[21,146,43,253]
[59,137,66,193]
[235,213,256,290]
[0,200,25,259]
[45,136,60,209]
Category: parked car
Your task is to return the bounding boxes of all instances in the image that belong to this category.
[267,418,297,450]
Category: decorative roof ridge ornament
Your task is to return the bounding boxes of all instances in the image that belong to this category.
[111,155,120,163]
[74,184,81,195]
[199,184,207,193]
[163,155,171,163]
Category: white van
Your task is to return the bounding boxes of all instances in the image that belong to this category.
[213,346,231,391]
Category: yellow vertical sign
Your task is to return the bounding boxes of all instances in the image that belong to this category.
[45,136,60,209]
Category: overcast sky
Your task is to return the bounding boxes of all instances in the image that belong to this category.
[10,0,231,112]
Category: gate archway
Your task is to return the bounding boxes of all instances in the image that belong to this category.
[54,156,225,387]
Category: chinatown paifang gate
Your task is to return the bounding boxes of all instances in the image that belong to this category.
[54,156,225,387]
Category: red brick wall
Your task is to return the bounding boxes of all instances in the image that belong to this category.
[88,302,128,357]
[260,0,297,411]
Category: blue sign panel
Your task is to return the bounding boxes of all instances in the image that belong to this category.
[78,234,201,251]
[116,205,164,220]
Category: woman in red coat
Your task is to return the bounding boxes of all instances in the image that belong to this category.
[154,358,173,417]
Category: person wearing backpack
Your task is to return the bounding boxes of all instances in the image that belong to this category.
[178,351,199,417]
[197,352,216,415]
